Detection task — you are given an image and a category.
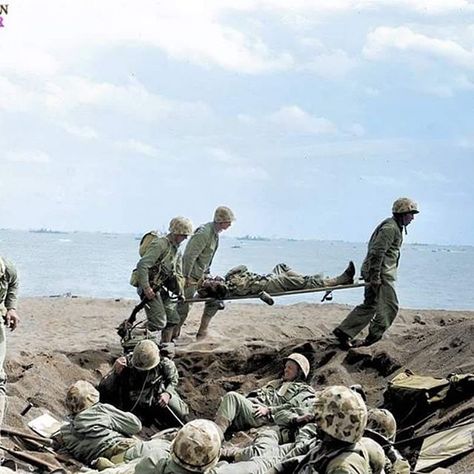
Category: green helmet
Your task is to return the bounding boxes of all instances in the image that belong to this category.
[169,217,193,236]
[392,197,419,215]
[171,419,222,472]
[360,437,386,474]
[214,206,235,223]
[313,385,367,443]
[367,408,397,441]
[132,340,160,371]
[285,353,310,379]
[66,380,99,414]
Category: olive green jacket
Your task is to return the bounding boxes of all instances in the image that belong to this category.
[59,403,142,464]
[0,257,19,315]
[360,217,403,283]
[135,236,183,291]
[250,379,316,415]
[182,222,219,281]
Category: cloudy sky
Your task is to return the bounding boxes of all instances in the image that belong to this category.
[0,0,473,244]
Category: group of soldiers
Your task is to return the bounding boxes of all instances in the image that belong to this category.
[0,197,420,472]
[55,346,411,473]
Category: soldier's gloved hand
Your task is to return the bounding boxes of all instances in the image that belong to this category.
[253,405,271,418]
[176,293,185,303]
[144,286,156,300]
[5,309,19,331]
[113,356,127,374]
[158,392,171,407]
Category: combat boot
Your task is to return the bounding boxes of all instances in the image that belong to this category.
[161,326,175,343]
[214,414,232,437]
[323,261,355,287]
[196,314,213,340]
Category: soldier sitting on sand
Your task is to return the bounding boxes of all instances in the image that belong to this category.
[214,353,316,436]
[57,380,170,469]
[197,261,356,300]
[99,340,189,429]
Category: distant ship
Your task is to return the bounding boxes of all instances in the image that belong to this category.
[236,235,270,241]
[29,228,68,234]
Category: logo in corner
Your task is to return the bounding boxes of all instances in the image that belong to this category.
[0,4,9,28]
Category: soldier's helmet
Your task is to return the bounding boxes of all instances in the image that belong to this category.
[169,217,193,236]
[313,385,367,444]
[132,340,161,371]
[392,197,419,215]
[360,437,386,474]
[65,380,100,414]
[213,206,235,223]
[171,419,222,472]
[285,353,310,379]
[367,408,397,441]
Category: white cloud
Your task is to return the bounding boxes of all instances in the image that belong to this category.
[364,26,474,70]
[208,147,241,164]
[116,139,159,158]
[303,49,358,79]
[62,124,99,140]
[4,150,52,164]
[269,106,338,135]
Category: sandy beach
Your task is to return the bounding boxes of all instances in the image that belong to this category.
[3,297,474,472]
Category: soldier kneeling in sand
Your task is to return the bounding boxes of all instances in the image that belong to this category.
[99,340,189,429]
[57,380,170,469]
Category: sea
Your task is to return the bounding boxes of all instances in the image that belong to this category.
[1,229,473,311]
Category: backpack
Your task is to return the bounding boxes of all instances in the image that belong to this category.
[130,231,161,287]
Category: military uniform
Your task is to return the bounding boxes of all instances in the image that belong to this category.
[225,264,325,296]
[59,402,170,465]
[177,222,221,326]
[335,217,403,344]
[134,236,184,331]
[216,379,316,433]
[0,256,19,424]
[99,355,189,427]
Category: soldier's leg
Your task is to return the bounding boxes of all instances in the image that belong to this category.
[167,391,190,422]
[215,392,263,434]
[175,284,197,339]
[334,286,378,340]
[144,294,167,333]
[196,301,221,340]
[233,428,281,462]
[0,321,7,427]
[161,298,180,343]
[366,282,399,344]
[125,438,171,462]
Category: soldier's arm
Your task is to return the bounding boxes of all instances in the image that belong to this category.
[182,230,208,278]
[136,240,167,290]
[103,403,142,435]
[4,261,19,310]
[175,253,185,295]
[161,359,179,395]
[366,225,397,282]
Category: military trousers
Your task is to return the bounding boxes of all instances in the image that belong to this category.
[336,280,399,343]
[176,282,220,326]
[139,289,179,332]
[264,265,324,294]
[0,320,6,427]
[217,391,269,432]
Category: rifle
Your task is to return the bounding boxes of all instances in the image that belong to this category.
[0,444,61,472]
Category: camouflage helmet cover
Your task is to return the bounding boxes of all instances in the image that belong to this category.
[367,408,397,441]
[169,217,193,236]
[392,197,419,215]
[313,385,368,443]
[66,380,99,414]
[132,339,160,371]
[171,419,222,472]
[213,206,235,223]
[285,353,310,378]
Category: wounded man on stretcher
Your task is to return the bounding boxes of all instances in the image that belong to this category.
[197,261,355,299]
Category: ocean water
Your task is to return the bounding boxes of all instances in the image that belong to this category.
[1,229,473,310]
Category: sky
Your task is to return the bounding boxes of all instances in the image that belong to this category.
[0,0,473,244]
